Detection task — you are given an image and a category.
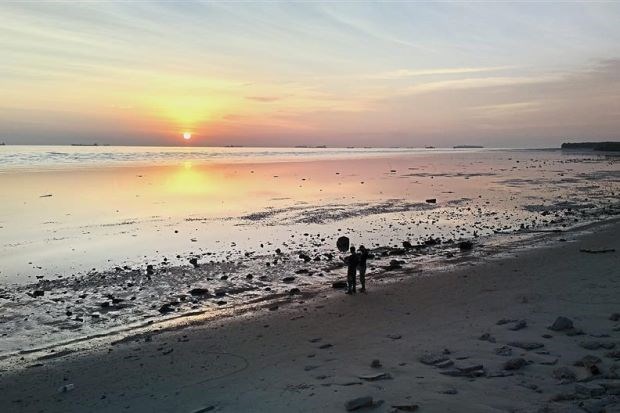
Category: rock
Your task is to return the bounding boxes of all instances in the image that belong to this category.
[58,383,75,393]
[439,387,458,395]
[418,353,449,366]
[29,290,45,298]
[158,303,175,314]
[435,359,454,369]
[601,381,620,395]
[146,264,154,275]
[387,334,402,340]
[298,253,311,262]
[189,288,209,296]
[425,198,437,204]
[606,350,620,360]
[191,407,215,413]
[391,405,419,412]
[509,320,527,331]
[553,367,577,382]
[458,241,473,251]
[503,358,528,371]
[575,383,606,397]
[402,241,413,249]
[495,346,513,356]
[549,316,574,331]
[580,341,615,350]
[345,396,373,411]
[610,313,620,322]
[289,288,301,295]
[478,332,496,343]
[574,355,602,367]
[189,258,199,268]
[440,365,485,378]
[358,372,392,381]
[497,318,517,325]
[508,341,545,351]
[282,276,295,283]
[332,280,348,289]
[337,236,350,253]
[370,359,382,368]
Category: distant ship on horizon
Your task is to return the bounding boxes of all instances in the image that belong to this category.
[453,145,484,149]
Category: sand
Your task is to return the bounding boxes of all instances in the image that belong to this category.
[1,219,619,413]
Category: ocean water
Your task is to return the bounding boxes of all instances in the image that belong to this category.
[0,145,618,355]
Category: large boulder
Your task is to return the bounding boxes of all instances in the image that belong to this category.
[548,316,573,331]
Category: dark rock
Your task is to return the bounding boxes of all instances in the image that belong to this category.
[503,358,528,371]
[344,396,373,411]
[189,258,199,268]
[508,341,544,351]
[289,288,301,295]
[146,265,154,275]
[336,236,350,253]
[402,241,413,249]
[358,372,392,381]
[497,318,517,325]
[495,346,513,356]
[575,383,606,398]
[478,333,496,343]
[158,303,175,314]
[282,276,295,283]
[580,341,615,350]
[574,355,602,367]
[371,359,382,368]
[298,253,311,262]
[29,290,45,298]
[332,280,348,289]
[391,404,419,412]
[508,320,527,331]
[549,316,574,331]
[610,313,620,321]
[189,288,209,296]
[425,198,437,204]
[458,241,473,251]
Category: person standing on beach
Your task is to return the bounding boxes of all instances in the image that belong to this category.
[358,245,369,293]
[345,246,359,294]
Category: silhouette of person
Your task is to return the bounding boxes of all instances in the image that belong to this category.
[358,245,369,292]
[345,246,359,294]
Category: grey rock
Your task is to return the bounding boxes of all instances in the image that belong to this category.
[553,367,577,382]
[504,358,528,371]
[509,320,528,331]
[358,372,392,381]
[610,313,620,322]
[574,355,602,367]
[479,332,496,343]
[345,396,374,411]
[418,353,449,366]
[508,341,545,351]
[495,346,513,356]
[435,359,454,369]
[549,316,574,331]
[580,341,616,350]
[575,383,606,397]
[370,359,382,368]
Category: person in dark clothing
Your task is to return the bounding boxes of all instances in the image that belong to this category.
[345,246,359,294]
[358,245,369,292]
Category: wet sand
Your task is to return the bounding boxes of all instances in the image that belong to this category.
[1,219,619,412]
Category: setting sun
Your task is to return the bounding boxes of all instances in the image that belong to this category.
[183,132,192,140]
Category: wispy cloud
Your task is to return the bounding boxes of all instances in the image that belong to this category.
[405,74,564,94]
[364,66,515,80]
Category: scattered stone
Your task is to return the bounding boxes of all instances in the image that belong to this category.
[146,264,154,275]
[345,396,373,411]
[289,288,301,295]
[580,341,615,350]
[29,290,45,298]
[605,350,620,360]
[549,316,574,331]
[282,276,295,283]
[509,320,527,331]
[574,355,602,367]
[391,405,419,412]
[575,383,606,398]
[358,372,392,381]
[189,258,199,268]
[478,332,496,343]
[387,334,402,340]
[371,359,382,368]
[495,346,513,357]
[503,358,528,371]
[158,303,175,314]
[553,367,577,382]
[189,288,209,296]
[332,280,348,289]
[458,241,473,251]
[425,198,437,204]
[418,353,449,366]
[497,318,517,325]
[610,313,620,322]
[435,359,454,369]
[508,342,545,351]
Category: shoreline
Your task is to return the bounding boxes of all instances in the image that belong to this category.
[1,218,619,412]
[2,215,618,364]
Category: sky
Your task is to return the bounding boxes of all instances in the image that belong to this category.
[1,1,620,148]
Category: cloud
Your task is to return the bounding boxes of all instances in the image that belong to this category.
[365,66,515,80]
[245,96,281,102]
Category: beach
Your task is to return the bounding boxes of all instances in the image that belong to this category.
[1,217,619,412]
